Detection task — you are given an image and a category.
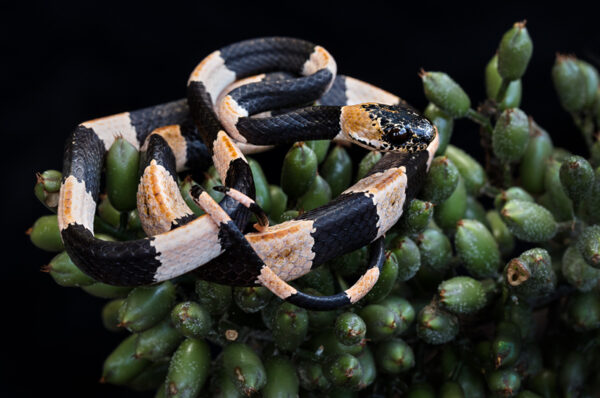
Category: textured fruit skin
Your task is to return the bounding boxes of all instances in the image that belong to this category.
[497,21,533,81]
[416,228,453,272]
[424,102,454,155]
[263,356,299,398]
[576,225,600,268]
[421,156,459,205]
[323,353,363,390]
[562,245,600,292]
[421,71,471,118]
[455,219,501,278]
[552,55,586,113]
[492,321,522,369]
[356,150,382,181]
[305,139,330,164]
[398,199,434,235]
[358,304,398,341]
[29,214,64,252]
[46,251,95,287]
[438,276,487,315]
[321,145,352,197]
[135,317,183,361]
[559,155,594,208]
[297,174,332,212]
[564,291,600,331]
[416,304,459,345]
[576,60,599,108]
[501,199,557,242]
[233,286,271,313]
[519,127,553,194]
[195,280,232,315]
[486,55,522,110]
[493,108,530,162]
[170,301,212,339]
[267,184,287,223]
[222,342,266,396]
[118,282,176,333]
[486,210,515,257]
[375,338,415,374]
[543,159,574,222]
[280,142,317,199]
[102,334,150,385]
[247,157,272,214]
[504,248,556,299]
[389,236,421,281]
[272,302,308,351]
[364,252,398,303]
[165,338,210,398]
[445,145,487,196]
[379,296,415,335]
[106,137,140,211]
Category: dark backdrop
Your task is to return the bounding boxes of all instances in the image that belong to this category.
[2,1,598,396]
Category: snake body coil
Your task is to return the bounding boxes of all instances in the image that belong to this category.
[58,38,438,310]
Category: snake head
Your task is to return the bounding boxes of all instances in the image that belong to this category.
[340,103,436,152]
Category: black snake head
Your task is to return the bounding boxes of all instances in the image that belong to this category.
[340,103,436,153]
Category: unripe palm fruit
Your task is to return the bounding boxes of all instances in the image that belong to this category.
[492,321,522,369]
[389,236,421,281]
[364,251,398,303]
[358,304,398,341]
[501,199,557,242]
[486,368,521,397]
[564,291,600,331]
[247,157,271,214]
[195,280,232,316]
[170,301,212,339]
[416,303,459,344]
[297,174,331,212]
[415,228,453,272]
[438,276,487,315]
[280,142,317,199]
[101,334,150,385]
[321,145,352,197]
[504,248,556,299]
[497,21,533,81]
[397,199,433,235]
[272,302,308,352]
[493,108,530,162]
[263,357,299,398]
[485,54,522,110]
[379,296,415,335]
[562,245,600,292]
[166,338,210,398]
[434,177,467,231]
[420,156,460,205]
[577,225,600,268]
[118,282,176,333]
[356,150,382,181]
[552,54,586,113]
[222,342,266,395]
[29,214,64,252]
[334,312,366,346]
[106,137,140,211]
[44,251,95,287]
[375,338,415,374]
[420,71,471,118]
[305,139,330,164]
[444,145,487,195]
[135,317,183,361]
[323,353,363,390]
[576,59,599,108]
[495,187,534,210]
[519,125,553,194]
[486,210,515,257]
[455,219,501,278]
[559,155,594,208]
[424,103,454,155]
[233,286,271,313]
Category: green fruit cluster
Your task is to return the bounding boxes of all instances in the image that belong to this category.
[31,22,600,397]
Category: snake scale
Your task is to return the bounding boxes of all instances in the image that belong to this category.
[58,37,438,310]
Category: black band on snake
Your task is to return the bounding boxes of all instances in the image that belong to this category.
[58,37,438,310]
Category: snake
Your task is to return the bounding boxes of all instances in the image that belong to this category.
[57,37,438,310]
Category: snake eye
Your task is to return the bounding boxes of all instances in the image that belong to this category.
[384,127,412,146]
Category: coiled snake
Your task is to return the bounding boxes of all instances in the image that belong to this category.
[58,37,438,310]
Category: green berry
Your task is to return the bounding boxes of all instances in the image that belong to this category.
[518,126,553,194]
[464,196,490,227]
[493,108,530,162]
[128,361,168,392]
[486,210,515,257]
[485,54,522,110]
[280,142,317,199]
[559,155,594,208]
[263,357,299,398]
[195,280,232,315]
[552,54,587,113]
[504,248,556,299]
[118,282,176,333]
[397,199,434,235]
[165,338,211,398]
[379,296,415,335]
[365,252,399,303]
[170,301,212,339]
[29,214,64,252]
[389,236,421,281]
[334,312,367,346]
[445,145,487,196]
[102,299,125,332]
[562,245,600,292]
[356,150,382,181]
[305,139,330,164]
[247,157,271,214]
[416,228,453,272]
[497,21,533,81]
[421,71,471,118]
[297,174,332,212]
[486,368,521,397]
[81,282,132,299]
[495,187,534,210]
[501,199,557,242]
[577,225,600,268]
[272,302,309,352]
[416,303,459,345]
[455,219,501,278]
[375,338,415,374]
[222,343,266,396]
[106,137,140,211]
[297,360,330,392]
[323,353,363,390]
[356,346,376,390]
[358,304,398,341]
[576,59,599,108]
[44,251,95,287]
[101,334,150,385]
[267,184,287,223]
[321,145,353,197]
[424,103,454,155]
[438,276,487,315]
[544,159,574,222]
[421,156,460,205]
[492,321,522,369]
[564,291,600,332]
[233,286,271,313]
[135,317,183,361]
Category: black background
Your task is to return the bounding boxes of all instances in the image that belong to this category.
[2,1,598,396]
